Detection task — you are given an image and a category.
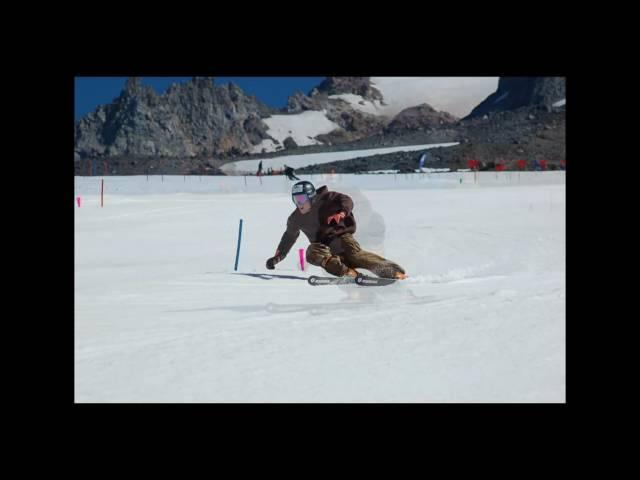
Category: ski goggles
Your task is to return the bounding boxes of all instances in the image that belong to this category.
[292,193,311,207]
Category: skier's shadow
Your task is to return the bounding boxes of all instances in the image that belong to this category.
[230,272,308,281]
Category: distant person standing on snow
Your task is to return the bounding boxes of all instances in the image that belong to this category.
[284,165,300,181]
[257,160,263,176]
[265,181,407,279]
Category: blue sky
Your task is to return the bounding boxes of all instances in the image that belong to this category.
[75,77,326,121]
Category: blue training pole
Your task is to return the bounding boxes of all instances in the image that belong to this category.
[234,219,243,271]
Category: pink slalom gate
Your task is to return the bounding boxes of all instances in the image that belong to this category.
[299,248,305,271]
[76,196,81,208]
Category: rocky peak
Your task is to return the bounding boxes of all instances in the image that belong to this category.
[192,76,215,85]
[467,77,565,118]
[124,77,143,94]
[75,76,274,160]
[286,90,326,113]
[314,77,383,101]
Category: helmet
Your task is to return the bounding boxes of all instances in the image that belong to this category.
[291,181,316,207]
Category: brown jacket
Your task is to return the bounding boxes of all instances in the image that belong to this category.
[276,185,356,257]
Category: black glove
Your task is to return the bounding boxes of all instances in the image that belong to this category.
[266,255,282,270]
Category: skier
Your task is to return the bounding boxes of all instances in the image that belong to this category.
[265,181,407,279]
[283,165,300,181]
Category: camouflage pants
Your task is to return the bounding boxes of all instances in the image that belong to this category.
[306,234,405,278]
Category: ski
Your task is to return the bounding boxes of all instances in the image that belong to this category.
[307,275,357,286]
[355,274,398,286]
[307,274,399,286]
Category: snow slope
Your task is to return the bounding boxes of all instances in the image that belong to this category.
[369,77,499,118]
[323,78,500,119]
[251,78,498,153]
[222,142,459,175]
[75,172,565,402]
[328,93,386,115]
[252,110,342,153]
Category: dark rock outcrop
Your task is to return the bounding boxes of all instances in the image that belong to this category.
[385,104,458,134]
[283,79,389,145]
[296,105,565,174]
[314,77,384,101]
[286,90,326,113]
[75,77,274,160]
[283,136,298,149]
[467,77,565,118]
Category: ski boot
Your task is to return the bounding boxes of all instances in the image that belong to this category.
[344,267,359,278]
